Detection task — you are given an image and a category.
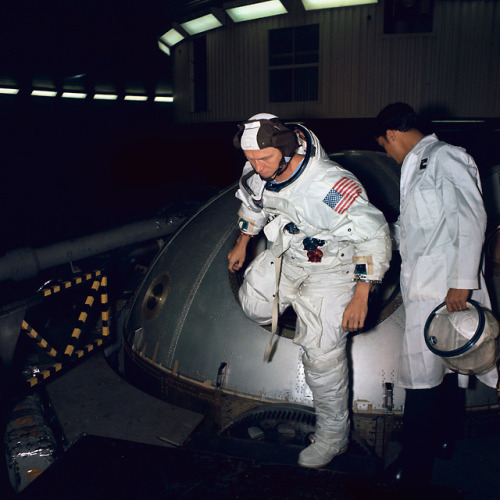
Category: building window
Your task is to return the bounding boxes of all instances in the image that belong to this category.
[269,24,319,103]
[384,0,434,34]
[192,36,207,112]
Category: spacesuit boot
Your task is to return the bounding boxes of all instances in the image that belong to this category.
[298,349,350,468]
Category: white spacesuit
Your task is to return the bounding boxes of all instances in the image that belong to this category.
[232,117,392,467]
[393,133,498,389]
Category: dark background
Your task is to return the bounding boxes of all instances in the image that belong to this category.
[0,0,498,254]
[1,93,498,254]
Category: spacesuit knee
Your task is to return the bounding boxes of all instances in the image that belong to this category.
[238,249,281,324]
[238,280,274,324]
[302,345,348,375]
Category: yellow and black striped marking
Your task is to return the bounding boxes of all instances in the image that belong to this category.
[74,338,104,359]
[42,270,102,297]
[24,270,111,387]
[63,277,102,357]
[100,275,110,337]
[27,339,106,388]
[21,320,58,358]
[27,362,63,388]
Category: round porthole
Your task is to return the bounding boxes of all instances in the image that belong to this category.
[142,274,170,321]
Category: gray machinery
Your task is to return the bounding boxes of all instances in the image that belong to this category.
[122,151,497,457]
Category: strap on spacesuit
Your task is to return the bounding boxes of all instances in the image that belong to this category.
[241,169,256,196]
[263,254,283,362]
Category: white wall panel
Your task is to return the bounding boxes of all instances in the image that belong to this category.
[173,0,500,123]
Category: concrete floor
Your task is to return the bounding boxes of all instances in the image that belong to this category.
[2,352,498,499]
[45,352,204,449]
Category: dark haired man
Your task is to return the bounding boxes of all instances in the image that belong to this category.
[228,113,391,468]
[374,102,497,489]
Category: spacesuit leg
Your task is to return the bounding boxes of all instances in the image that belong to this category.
[298,345,350,468]
[238,249,292,324]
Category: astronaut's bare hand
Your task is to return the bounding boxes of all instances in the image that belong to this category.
[228,246,246,273]
[342,298,368,332]
[445,288,470,312]
[228,233,252,273]
[342,282,370,332]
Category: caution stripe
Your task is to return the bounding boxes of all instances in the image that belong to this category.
[26,337,108,388]
[100,275,110,337]
[42,270,102,297]
[64,278,101,357]
[21,320,58,358]
[74,338,104,358]
[27,362,63,387]
[24,270,111,386]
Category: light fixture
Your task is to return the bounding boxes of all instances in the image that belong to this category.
[93,94,119,100]
[432,119,485,123]
[0,88,19,94]
[180,8,225,36]
[61,92,87,99]
[31,90,57,97]
[158,27,187,56]
[301,0,377,10]
[160,28,185,47]
[158,39,171,56]
[124,95,148,101]
[225,0,287,23]
[154,96,174,102]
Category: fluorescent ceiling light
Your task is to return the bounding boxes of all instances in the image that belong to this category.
[158,40,171,56]
[61,92,86,99]
[94,94,118,100]
[160,28,184,47]
[154,96,174,102]
[31,90,57,97]
[124,95,148,101]
[432,119,485,123]
[225,0,287,22]
[0,88,19,94]
[301,0,377,10]
[181,14,223,35]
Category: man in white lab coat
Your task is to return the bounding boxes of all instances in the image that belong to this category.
[228,113,392,468]
[374,102,497,490]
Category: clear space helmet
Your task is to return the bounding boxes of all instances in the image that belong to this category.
[424,300,500,375]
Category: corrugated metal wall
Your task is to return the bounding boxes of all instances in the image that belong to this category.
[173,0,500,123]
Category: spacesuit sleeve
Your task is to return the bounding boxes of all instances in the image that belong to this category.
[234,164,268,236]
[436,146,486,290]
[346,197,392,283]
[315,176,392,282]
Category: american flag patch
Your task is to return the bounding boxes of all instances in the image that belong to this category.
[323,177,362,214]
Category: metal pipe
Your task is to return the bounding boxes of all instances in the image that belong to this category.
[0,215,186,282]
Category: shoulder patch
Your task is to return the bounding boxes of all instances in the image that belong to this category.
[322,177,362,214]
[419,158,428,170]
[237,218,249,231]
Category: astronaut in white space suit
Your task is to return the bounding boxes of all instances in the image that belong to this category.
[374,102,498,490]
[227,113,391,468]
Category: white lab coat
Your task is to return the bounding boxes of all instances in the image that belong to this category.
[394,134,498,389]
